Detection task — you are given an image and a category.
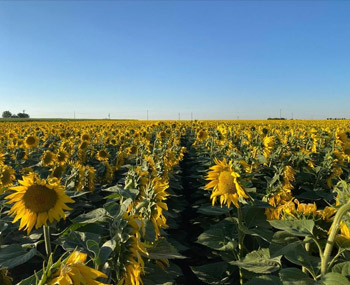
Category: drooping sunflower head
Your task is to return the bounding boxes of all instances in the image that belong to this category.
[5,173,74,234]
[205,158,248,208]
[24,135,39,148]
[47,250,110,285]
[79,141,89,150]
[0,269,13,285]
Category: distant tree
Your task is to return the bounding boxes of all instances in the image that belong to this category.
[11,114,19,118]
[17,112,30,118]
[2,111,12,118]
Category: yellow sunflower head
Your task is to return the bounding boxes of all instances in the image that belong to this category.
[41,150,56,166]
[47,250,110,285]
[197,130,208,141]
[81,133,91,141]
[96,149,109,161]
[24,135,39,148]
[56,149,69,164]
[5,173,74,234]
[205,158,248,208]
[50,165,66,179]
[1,165,16,188]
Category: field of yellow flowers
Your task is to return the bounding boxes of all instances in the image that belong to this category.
[1,120,350,284]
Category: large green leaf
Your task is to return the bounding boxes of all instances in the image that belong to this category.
[332,261,350,278]
[57,231,101,253]
[191,262,228,284]
[245,275,282,285]
[0,244,37,269]
[197,205,230,216]
[72,208,108,224]
[197,218,237,251]
[143,262,182,285]
[279,268,315,285]
[147,238,185,259]
[231,248,281,274]
[316,272,350,284]
[268,220,315,237]
[271,240,320,276]
[99,240,116,265]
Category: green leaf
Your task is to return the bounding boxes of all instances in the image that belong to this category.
[271,240,319,275]
[197,218,237,251]
[17,269,43,285]
[197,205,230,216]
[246,275,282,285]
[143,262,182,285]
[99,240,116,265]
[0,244,37,269]
[191,262,228,284]
[332,261,350,277]
[72,208,108,224]
[57,231,101,253]
[87,239,100,259]
[147,238,185,259]
[316,272,350,284]
[230,248,281,274]
[279,268,315,285]
[268,220,314,237]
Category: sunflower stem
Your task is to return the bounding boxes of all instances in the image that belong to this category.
[237,206,244,285]
[43,225,52,257]
[321,200,350,276]
[302,237,311,274]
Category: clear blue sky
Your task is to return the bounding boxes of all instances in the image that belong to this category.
[1,1,349,120]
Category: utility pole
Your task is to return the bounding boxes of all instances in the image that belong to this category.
[108,113,110,120]
[178,113,180,120]
[191,112,193,121]
[292,112,294,120]
[280,109,282,119]
[147,110,149,120]
[74,111,75,119]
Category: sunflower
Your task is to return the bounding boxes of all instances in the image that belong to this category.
[48,250,110,285]
[1,165,16,187]
[0,269,12,285]
[339,221,350,240]
[263,136,275,158]
[24,135,39,148]
[56,149,69,164]
[96,149,109,161]
[283,165,296,191]
[5,173,74,234]
[41,150,56,166]
[197,130,208,141]
[118,214,148,285]
[205,158,248,208]
[81,133,91,141]
[50,165,66,179]
[79,141,89,150]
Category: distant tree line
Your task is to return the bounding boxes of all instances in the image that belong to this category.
[2,110,30,118]
[327,118,348,120]
[267,117,286,120]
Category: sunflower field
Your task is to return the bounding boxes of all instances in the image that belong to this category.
[1,120,350,284]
